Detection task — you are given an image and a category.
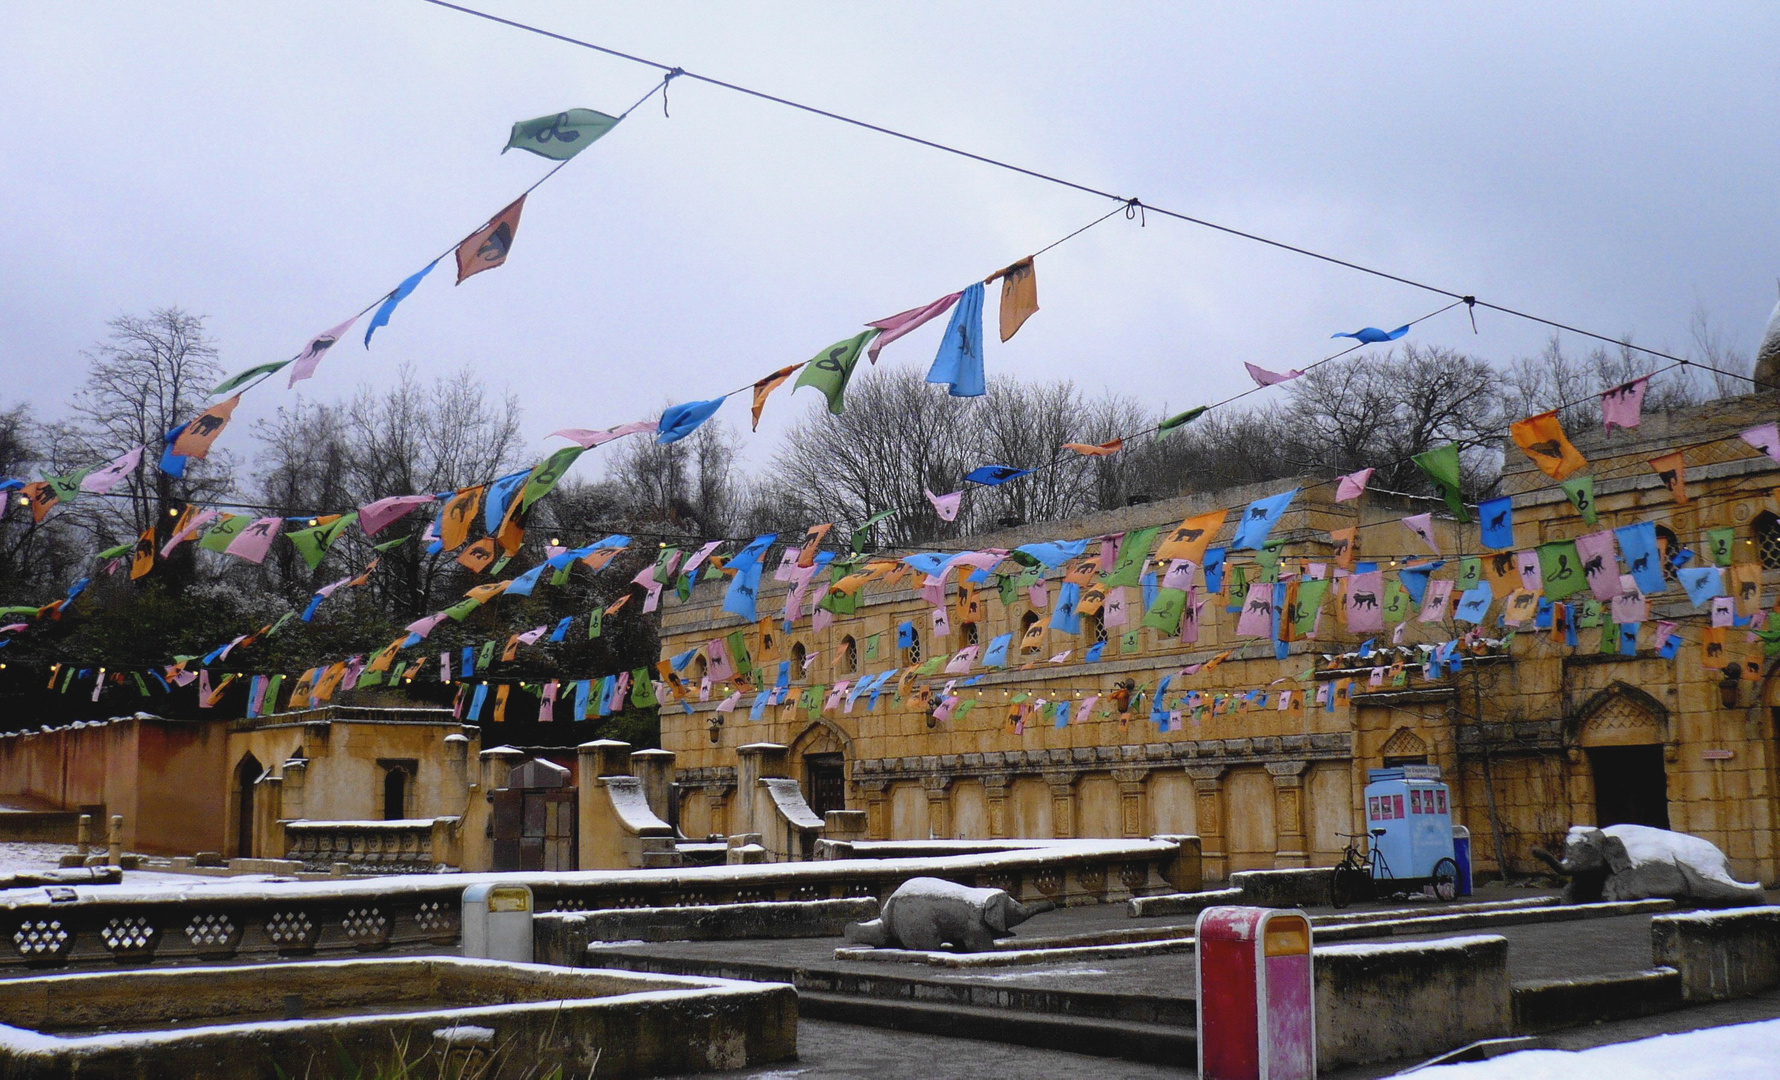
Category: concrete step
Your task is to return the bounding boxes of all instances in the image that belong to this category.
[797,991,1196,1065]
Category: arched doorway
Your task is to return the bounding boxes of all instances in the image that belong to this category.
[235,753,264,859]
[383,769,407,820]
[1577,685,1670,829]
[789,720,852,820]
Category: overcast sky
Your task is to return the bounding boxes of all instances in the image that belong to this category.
[3,2,1777,482]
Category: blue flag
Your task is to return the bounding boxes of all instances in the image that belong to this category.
[656,398,727,444]
[1397,560,1444,605]
[468,682,489,721]
[573,679,591,719]
[1478,497,1514,549]
[1014,540,1088,567]
[504,562,548,597]
[1232,489,1297,550]
[982,632,1013,668]
[1203,547,1227,593]
[1332,323,1409,343]
[1085,640,1105,662]
[1050,581,1082,633]
[364,259,439,347]
[964,464,1032,486]
[722,533,778,622]
[159,424,191,479]
[1677,566,1724,607]
[549,616,573,643]
[1614,522,1665,595]
[484,469,530,534]
[896,621,917,649]
[900,552,950,576]
[1454,582,1493,624]
[460,647,474,678]
[928,281,986,397]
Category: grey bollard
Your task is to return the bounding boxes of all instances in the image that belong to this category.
[75,815,91,856]
[461,883,533,962]
[107,815,123,867]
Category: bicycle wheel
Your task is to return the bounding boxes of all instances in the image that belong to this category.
[1330,866,1357,909]
[1430,857,1459,902]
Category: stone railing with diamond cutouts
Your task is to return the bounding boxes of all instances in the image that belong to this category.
[0,836,1193,970]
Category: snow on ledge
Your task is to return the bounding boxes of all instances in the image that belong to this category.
[1316,933,1506,958]
[1654,904,1780,925]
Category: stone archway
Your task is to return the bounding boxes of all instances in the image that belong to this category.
[789,719,852,819]
[1576,683,1670,829]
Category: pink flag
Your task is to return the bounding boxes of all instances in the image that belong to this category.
[1418,579,1454,623]
[287,315,360,388]
[160,509,218,557]
[824,682,850,711]
[866,291,963,363]
[226,517,283,563]
[1654,620,1678,651]
[1575,530,1621,601]
[1401,513,1438,554]
[633,564,664,613]
[1516,550,1543,592]
[197,669,213,707]
[440,651,452,681]
[538,681,557,723]
[1080,695,1099,720]
[516,625,549,646]
[1344,570,1386,632]
[931,606,951,637]
[925,488,963,521]
[1739,423,1780,464]
[680,539,724,579]
[81,446,144,494]
[1335,468,1374,502]
[813,607,834,633]
[717,691,741,713]
[1161,559,1197,590]
[1048,650,1072,664]
[1179,589,1200,643]
[315,574,354,598]
[1028,580,1049,609]
[707,639,733,681]
[548,420,657,448]
[1103,586,1129,627]
[405,612,450,639]
[944,645,979,673]
[1236,582,1275,637]
[1244,362,1304,387]
[1612,575,1648,625]
[1711,595,1735,628]
[250,676,270,716]
[359,495,435,536]
[1600,377,1649,432]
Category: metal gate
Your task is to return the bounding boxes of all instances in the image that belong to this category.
[492,758,577,871]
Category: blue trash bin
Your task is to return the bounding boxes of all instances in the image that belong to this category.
[1452,825,1473,896]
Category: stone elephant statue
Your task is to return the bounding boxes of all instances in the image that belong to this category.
[1533,824,1765,906]
[844,876,1052,952]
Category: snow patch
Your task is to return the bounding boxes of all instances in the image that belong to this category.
[431,1024,494,1045]
[1317,934,1505,958]
[1413,1017,1780,1079]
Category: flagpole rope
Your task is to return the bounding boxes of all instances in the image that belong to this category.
[415,0,1780,398]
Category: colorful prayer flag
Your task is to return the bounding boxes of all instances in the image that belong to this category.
[1561,474,1597,524]
[288,315,361,385]
[1648,451,1688,504]
[1335,468,1374,502]
[794,329,879,414]
[656,399,726,445]
[1478,497,1514,549]
[987,257,1037,342]
[928,282,986,397]
[364,261,438,347]
[1410,443,1469,521]
[1155,510,1225,563]
[750,364,803,430]
[924,488,962,521]
[1232,489,1296,550]
[1331,323,1409,343]
[1600,377,1649,431]
[1509,411,1588,480]
[80,446,143,495]
[1244,362,1303,386]
[964,464,1031,486]
[504,108,619,160]
[866,291,962,363]
[171,395,241,458]
[456,196,525,284]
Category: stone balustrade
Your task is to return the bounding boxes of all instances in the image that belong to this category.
[0,837,1191,971]
[282,818,462,874]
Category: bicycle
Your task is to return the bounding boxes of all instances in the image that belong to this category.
[1329,829,1458,908]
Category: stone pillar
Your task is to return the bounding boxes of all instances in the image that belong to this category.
[922,776,953,839]
[442,733,471,811]
[281,758,308,821]
[76,814,91,856]
[735,743,789,839]
[1113,767,1150,838]
[856,779,890,840]
[107,814,123,866]
[703,784,734,838]
[478,745,526,797]
[1045,771,1079,839]
[1267,760,1310,869]
[983,774,1011,839]
[578,739,633,780]
[630,749,676,824]
[1187,765,1228,881]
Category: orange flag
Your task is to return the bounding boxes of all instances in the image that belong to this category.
[464,581,509,604]
[605,593,632,617]
[456,195,525,283]
[457,537,498,573]
[986,257,1038,342]
[494,494,525,556]
[750,364,804,431]
[1063,438,1123,456]
[1509,411,1587,480]
[172,395,242,458]
[580,546,624,573]
[440,486,484,550]
[130,528,155,579]
[18,481,57,523]
[1155,510,1227,563]
[1649,451,1688,504]
[797,523,832,567]
[1330,526,1359,571]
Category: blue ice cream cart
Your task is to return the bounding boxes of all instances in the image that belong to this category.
[1331,764,1460,907]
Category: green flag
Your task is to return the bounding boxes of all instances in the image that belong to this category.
[1411,443,1470,522]
[476,640,497,671]
[586,608,602,639]
[519,446,585,511]
[1537,540,1586,601]
[1561,474,1597,525]
[1255,538,1285,583]
[793,330,879,415]
[373,535,410,552]
[45,470,90,503]
[443,598,482,622]
[1290,578,1331,635]
[1157,405,1208,434]
[97,541,135,559]
[268,612,295,636]
[849,508,897,553]
[726,630,752,677]
[1120,630,1141,654]
[198,513,246,553]
[863,633,880,661]
[914,656,945,675]
[1381,579,1410,624]
[286,512,358,570]
[1105,526,1161,587]
[629,668,658,708]
[1708,527,1736,567]
[1457,557,1482,592]
[655,546,683,581]
[1142,587,1187,633]
[211,360,291,396]
[504,108,620,161]
[1575,597,1603,628]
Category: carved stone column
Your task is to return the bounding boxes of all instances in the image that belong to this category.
[922,776,954,839]
[856,778,890,840]
[1186,765,1228,881]
[703,783,734,838]
[1267,760,1311,869]
[982,774,1011,839]
[1112,767,1150,838]
[1044,771,1079,839]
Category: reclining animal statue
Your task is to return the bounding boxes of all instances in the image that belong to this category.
[1533,824,1765,906]
[844,876,1053,952]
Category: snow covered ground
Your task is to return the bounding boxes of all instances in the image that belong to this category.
[1415,1018,1780,1079]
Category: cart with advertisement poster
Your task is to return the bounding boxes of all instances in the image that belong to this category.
[1330,764,1459,908]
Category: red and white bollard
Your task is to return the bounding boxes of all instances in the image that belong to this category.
[1195,905,1315,1079]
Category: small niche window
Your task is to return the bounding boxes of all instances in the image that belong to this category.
[840,636,858,673]
[1085,614,1108,646]
[1019,610,1041,654]
[1655,525,1681,582]
[790,642,807,681]
[1757,513,1780,571]
[962,622,980,646]
[903,634,922,667]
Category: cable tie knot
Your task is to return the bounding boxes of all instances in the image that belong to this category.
[1462,296,1478,334]
[663,69,684,117]
[1124,197,1146,226]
